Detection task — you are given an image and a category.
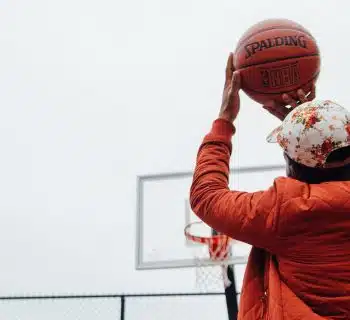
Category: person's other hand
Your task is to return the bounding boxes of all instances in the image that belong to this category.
[263,83,316,121]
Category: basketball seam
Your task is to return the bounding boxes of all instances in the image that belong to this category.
[243,71,320,95]
[235,26,315,52]
[238,53,320,70]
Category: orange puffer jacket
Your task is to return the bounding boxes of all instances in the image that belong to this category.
[190,119,350,319]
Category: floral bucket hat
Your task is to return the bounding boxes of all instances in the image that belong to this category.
[267,100,350,168]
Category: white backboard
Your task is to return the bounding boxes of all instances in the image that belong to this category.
[136,164,285,270]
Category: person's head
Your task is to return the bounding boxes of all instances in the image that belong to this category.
[267,100,350,184]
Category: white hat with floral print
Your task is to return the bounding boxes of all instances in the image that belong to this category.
[267,100,350,168]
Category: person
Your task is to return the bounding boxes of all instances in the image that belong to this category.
[189,53,350,319]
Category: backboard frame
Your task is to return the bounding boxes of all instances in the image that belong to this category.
[135,164,285,270]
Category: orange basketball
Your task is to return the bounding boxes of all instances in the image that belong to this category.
[234,19,320,105]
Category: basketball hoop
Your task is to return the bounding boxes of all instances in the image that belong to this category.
[184,221,233,291]
[184,221,232,260]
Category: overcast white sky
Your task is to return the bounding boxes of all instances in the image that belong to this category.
[0,0,349,318]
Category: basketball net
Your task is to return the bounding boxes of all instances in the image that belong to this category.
[184,221,233,291]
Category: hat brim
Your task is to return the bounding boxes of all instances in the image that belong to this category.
[266,125,282,143]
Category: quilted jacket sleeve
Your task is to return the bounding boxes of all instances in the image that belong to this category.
[190,119,283,252]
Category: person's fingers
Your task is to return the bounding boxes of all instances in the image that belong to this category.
[282,93,298,108]
[297,89,307,103]
[307,82,316,101]
[230,53,236,72]
[230,71,241,93]
[225,53,234,86]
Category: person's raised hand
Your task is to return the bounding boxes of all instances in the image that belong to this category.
[218,53,241,123]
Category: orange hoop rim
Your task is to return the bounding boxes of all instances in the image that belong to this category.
[184,221,232,261]
[184,221,232,246]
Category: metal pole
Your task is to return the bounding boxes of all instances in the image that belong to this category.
[224,265,238,320]
[120,296,125,320]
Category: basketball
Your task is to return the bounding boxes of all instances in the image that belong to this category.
[234,19,320,105]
